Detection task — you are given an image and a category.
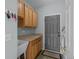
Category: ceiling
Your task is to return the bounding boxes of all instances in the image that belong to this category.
[26,0,65,9]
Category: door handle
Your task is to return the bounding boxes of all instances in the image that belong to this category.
[58,32,60,37]
[58,34,60,37]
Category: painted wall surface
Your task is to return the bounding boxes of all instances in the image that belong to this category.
[35,0,66,50]
[5,0,17,59]
[18,28,35,35]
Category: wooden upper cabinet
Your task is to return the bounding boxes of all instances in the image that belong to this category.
[18,0,24,3]
[33,10,38,27]
[18,0,38,28]
[28,6,33,27]
[18,0,25,28]
[18,0,25,20]
[24,4,29,27]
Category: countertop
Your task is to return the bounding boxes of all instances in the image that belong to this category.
[18,34,42,41]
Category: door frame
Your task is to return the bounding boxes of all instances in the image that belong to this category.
[43,13,62,54]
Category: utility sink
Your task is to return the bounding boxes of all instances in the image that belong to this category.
[17,40,29,57]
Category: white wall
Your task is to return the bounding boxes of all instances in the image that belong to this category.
[5,0,17,59]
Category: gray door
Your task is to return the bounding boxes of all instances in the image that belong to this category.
[45,15,60,52]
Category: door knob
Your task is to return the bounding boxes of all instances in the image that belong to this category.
[58,34,60,37]
[58,32,60,37]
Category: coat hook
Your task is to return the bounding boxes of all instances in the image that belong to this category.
[5,10,11,19]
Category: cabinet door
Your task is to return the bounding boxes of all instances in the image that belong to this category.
[35,41,37,57]
[18,2,25,20]
[18,0,24,3]
[28,6,33,27]
[33,10,38,27]
[18,18,24,28]
[31,44,36,59]
[18,1,25,28]
[24,5,29,26]
[26,43,32,59]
